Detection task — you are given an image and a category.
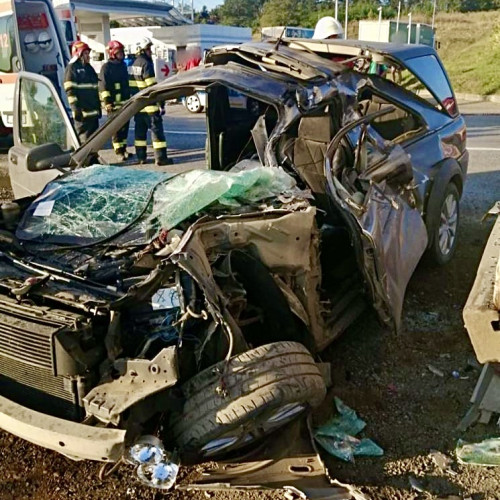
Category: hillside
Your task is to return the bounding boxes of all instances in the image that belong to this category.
[433,11,500,95]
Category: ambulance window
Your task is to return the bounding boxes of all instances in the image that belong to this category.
[0,15,16,73]
[62,20,74,43]
[19,78,70,148]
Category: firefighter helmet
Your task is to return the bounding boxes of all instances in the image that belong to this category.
[107,40,125,59]
[71,41,90,58]
[313,17,344,39]
[136,37,153,54]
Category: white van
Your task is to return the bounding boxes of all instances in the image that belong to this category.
[0,0,69,135]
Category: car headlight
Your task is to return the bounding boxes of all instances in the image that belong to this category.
[126,435,179,490]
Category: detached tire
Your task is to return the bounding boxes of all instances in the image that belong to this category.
[427,182,460,266]
[171,342,326,457]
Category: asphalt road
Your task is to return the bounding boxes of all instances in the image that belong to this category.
[0,102,498,185]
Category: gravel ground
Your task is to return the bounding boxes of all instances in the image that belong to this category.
[0,155,499,500]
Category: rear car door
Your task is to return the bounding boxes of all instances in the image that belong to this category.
[8,71,78,198]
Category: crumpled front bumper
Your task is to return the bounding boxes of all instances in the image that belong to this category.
[0,394,126,462]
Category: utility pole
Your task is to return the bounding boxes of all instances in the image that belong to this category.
[407,12,412,43]
[396,1,401,32]
[334,0,338,20]
[432,0,437,29]
[344,0,348,39]
[377,6,382,41]
[191,0,194,21]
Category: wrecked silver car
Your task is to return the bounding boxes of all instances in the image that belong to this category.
[1,40,467,489]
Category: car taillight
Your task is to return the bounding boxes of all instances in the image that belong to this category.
[442,96,458,117]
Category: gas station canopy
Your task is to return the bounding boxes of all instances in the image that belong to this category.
[54,0,191,27]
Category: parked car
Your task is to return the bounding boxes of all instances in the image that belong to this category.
[183,88,260,115]
[1,39,467,488]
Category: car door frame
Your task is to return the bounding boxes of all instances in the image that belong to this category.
[8,71,79,199]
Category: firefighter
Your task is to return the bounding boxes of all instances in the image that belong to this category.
[128,37,172,166]
[64,41,101,142]
[99,40,131,161]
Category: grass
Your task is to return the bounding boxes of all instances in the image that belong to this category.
[432,11,500,95]
[347,11,500,95]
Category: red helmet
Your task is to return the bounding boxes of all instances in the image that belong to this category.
[71,41,90,58]
[107,40,124,59]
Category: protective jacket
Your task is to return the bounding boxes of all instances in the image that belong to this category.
[63,58,100,121]
[99,60,130,110]
[128,53,160,113]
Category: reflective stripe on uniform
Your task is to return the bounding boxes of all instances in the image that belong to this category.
[152,141,167,149]
[116,94,122,102]
[129,80,147,89]
[144,77,156,87]
[113,141,126,150]
[100,90,111,99]
[135,140,147,147]
[114,83,121,90]
[68,95,78,104]
[65,81,98,90]
[143,105,159,113]
[82,110,100,118]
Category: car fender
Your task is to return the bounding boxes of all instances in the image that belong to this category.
[424,157,464,247]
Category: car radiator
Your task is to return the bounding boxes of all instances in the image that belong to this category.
[0,295,100,421]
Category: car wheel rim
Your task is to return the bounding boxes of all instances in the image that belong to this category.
[200,403,305,457]
[200,436,239,455]
[438,193,458,256]
[186,96,200,112]
[264,403,305,425]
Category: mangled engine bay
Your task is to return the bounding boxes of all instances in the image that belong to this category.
[0,164,342,448]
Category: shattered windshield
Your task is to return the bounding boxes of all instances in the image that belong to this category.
[16,164,298,246]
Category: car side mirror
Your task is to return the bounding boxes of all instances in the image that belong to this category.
[27,143,72,172]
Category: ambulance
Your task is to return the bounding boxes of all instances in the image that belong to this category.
[0,0,69,137]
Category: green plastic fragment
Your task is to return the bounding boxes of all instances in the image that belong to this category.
[315,397,366,438]
[456,438,500,466]
[314,397,383,462]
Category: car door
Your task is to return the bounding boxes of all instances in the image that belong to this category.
[325,110,428,330]
[8,71,78,198]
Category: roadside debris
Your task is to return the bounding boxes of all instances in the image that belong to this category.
[456,438,500,466]
[314,398,383,462]
[409,475,427,493]
[428,364,445,377]
[126,435,179,489]
[430,450,457,476]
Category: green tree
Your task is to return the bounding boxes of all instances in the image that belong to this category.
[260,0,317,27]
[219,0,265,26]
[195,5,210,23]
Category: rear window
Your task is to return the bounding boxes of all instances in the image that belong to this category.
[403,54,457,117]
[0,15,16,73]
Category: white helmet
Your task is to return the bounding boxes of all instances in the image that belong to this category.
[136,37,153,53]
[313,17,344,39]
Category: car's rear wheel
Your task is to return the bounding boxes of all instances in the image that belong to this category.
[185,94,203,113]
[171,342,326,458]
[428,182,460,265]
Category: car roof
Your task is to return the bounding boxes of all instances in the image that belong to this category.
[289,38,437,61]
